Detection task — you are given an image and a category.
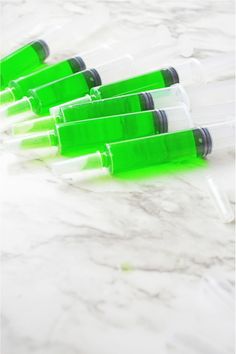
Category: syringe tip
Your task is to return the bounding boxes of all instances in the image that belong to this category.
[0,88,15,106]
[52,152,104,177]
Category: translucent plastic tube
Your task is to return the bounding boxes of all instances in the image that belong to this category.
[9,85,188,134]
[192,101,235,124]
[50,53,234,112]
[5,51,232,125]
[4,105,193,155]
[9,79,234,135]
[206,175,235,223]
[0,57,198,122]
[4,103,234,158]
[0,40,49,90]
[0,55,85,105]
[0,23,179,106]
[0,5,111,88]
[52,121,235,177]
[30,5,111,56]
[186,79,235,108]
[81,53,235,101]
[2,4,110,54]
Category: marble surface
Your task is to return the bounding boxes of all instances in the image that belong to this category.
[0,0,235,353]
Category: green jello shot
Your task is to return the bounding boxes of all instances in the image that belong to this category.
[12,85,188,135]
[0,56,85,104]
[3,65,179,123]
[7,106,193,159]
[104,129,200,174]
[0,40,49,90]
[5,69,101,117]
[89,67,178,100]
[53,126,216,177]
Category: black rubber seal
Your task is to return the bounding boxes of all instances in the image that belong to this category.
[139,92,154,110]
[68,56,86,73]
[31,39,50,61]
[193,128,212,157]
[83,68,102,89]
[161,66,179,87]
[153,109,168,133]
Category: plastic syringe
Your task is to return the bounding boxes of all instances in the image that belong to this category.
[0,53,201,126]
[191,101,235,123]
[1,4,110,55]
[52,120,235,177]
[50,52,234,111]
[0,28,180,106]
[11,78,234,135]
[3,5,111,57]
[0,5,111,90]
[0,40,50,90]
[4,103,234,158]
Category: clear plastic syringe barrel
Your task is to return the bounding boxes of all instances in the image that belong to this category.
[51,49,195,113]
[39,5,110,55]
[1,42,188,107]
[0,55,87,105]
[150,84,191,110]
[58,85,190,124]
[54,106,193,157]
[86,121,235,175]
[89,59,205,101]
[80,36,190,78]
[10,85,190,135]
[0,40,50,90]
[185,79,235,108]
[170,53,235,87]
[51,56,234,113]
[134,35,194,73]
[94,55,136,84]
[0,56,137,119]
[1,54,136,105]
[52,121,234,177]
[4,105,192,155]
[107,24,174,57]
[76,45,120,68]
[95,58,203,100]
[205,121,235,151]
[111,121,234,174]
[192,101,235,124]
[200,52,235,81]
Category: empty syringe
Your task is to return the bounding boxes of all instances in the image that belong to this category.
[52,121,235,177]
[1,4,110,56]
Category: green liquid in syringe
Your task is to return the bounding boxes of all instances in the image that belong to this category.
[102,128,210,174]
[89,67,176,100]
[57,110,164,156]
[59,92,154,124]
[14,85,184,135]
[0,40,49,90]
[0,56,85,104]
[6,66,178,120]
[7,69,101,116]
[19,109,165,156]
[50,126,213,178]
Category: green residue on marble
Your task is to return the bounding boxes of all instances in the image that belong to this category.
[121,262,134,272]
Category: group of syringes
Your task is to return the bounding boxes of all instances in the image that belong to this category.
[0,10,235,192]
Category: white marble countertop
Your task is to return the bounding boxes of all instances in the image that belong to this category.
[0,1,235,353]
